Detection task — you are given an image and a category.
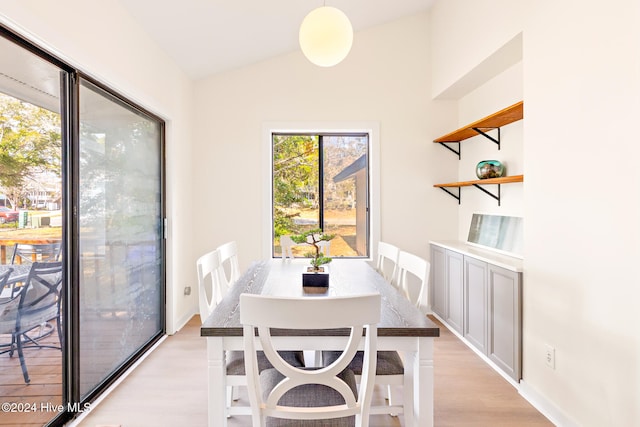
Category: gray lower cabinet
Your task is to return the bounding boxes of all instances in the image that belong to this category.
[445,250,464,334]
[430,242,522,381]
[463,256,488,354]
[429,245,463,334]
[430,245,447,318]
[488,264,522,381]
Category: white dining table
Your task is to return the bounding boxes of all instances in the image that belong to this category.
[200,258,440,427]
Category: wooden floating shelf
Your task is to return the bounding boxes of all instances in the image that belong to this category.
[433,175,524,188]
[433,101,523,143]
[434,175,523,206]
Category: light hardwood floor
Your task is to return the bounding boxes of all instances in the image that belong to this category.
[77,316,553,427]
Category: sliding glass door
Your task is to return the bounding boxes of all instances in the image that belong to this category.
[77,78,164,398]
[0,29,66,427]
[1,26,165,425]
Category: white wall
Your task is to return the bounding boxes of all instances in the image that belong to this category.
[0,0,197,334]
[192,13,458,271]
[455,62,524,240]
[431,1,640,426]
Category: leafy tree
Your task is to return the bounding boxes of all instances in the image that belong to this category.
[0,94,61,208]
[272,134,318,236]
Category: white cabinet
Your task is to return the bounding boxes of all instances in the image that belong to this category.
[430,241,522,381]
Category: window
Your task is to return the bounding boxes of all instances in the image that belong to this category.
[272,133,369,258]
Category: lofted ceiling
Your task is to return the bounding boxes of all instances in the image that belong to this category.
[118,0,436,80]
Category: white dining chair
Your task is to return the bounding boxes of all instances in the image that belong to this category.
[196,249,225,322]
[216,240,240,289]
[376,241,399,286]
[324,250,430,418]
[196,249,304,417]
[397,250,430,313]
[240,293,380,427]
[281,234,331,259]
[197,249,241,414]
[279,235,296,259]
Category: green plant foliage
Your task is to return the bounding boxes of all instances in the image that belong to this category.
[0,94,61,209]
[291,228,335,271]
[272,135,318,237]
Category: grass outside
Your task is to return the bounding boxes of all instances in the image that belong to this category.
[0,210,62,239]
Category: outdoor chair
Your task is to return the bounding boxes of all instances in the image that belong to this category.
[0,267,12,300]
[11,242,62,265]
[240,293,380,427]
[0,262,63,383]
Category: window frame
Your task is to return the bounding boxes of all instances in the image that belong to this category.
[262,122,380,261]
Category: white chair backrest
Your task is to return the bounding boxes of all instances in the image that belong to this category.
[216,241,240,288]
[376,242,399,285]
[240,293,380,426]
[196,249,224,323]
[397,251,430,312]
[280,235,295,259]
[281,234,331,260]
[307,233,331,257]
[316,240,331,257]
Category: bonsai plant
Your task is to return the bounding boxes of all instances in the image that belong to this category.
[291,228,335,274]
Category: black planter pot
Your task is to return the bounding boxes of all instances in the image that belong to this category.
[302,266,329,288]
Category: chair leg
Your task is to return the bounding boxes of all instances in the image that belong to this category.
[231,385,240,401]
[56,315,63,349]
[16,333,30,384]
[387,385,399,417]
[8,334,16,357]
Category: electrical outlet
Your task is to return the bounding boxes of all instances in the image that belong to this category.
[184,286,191,296]
[545,344,555,369]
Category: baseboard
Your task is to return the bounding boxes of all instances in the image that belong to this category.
[519,380,577,427]
[432,313,576,427]
[172,308,197,334]
[431,313,520,388]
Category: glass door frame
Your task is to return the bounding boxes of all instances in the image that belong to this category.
[0,24,167,426]
[69,73,167,409]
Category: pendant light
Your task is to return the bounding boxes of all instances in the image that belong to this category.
[299,5,353,67]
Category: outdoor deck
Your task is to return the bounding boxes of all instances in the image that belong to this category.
[0,320,62,426]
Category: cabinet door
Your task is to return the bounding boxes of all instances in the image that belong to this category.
[464,256,488,354]
[488,265,522,381]
[430,245,447,318]
[445,250,464,334]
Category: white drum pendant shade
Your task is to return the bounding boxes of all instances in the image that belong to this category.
[299,6,353,67]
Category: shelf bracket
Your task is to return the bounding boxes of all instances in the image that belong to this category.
[472,127,501,150]
[438,187,461,204]
[472,183,502,206]
[437,142,461,159]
